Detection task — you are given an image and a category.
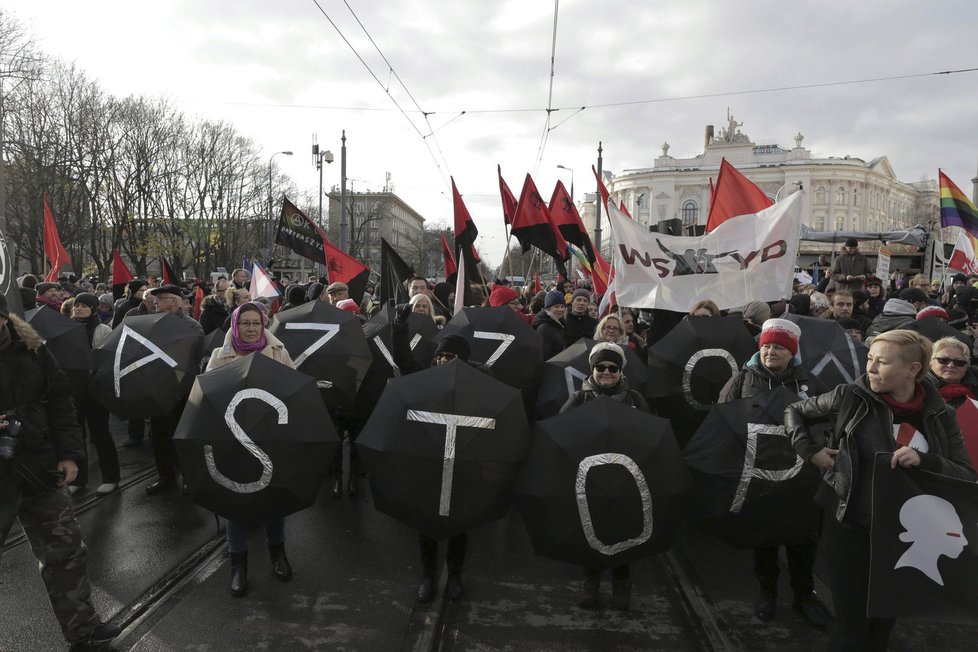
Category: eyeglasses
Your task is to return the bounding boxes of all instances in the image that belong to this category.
[594,364,620,373]
[602,325,621,332]
[238,320,263,328]
[936,357,968,368]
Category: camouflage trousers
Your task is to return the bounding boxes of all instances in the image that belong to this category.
[0,471,98,643]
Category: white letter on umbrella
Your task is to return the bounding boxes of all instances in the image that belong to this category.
[284,322,341,367]
[731,423,804,513]
[473,331,516,367]
[205,389,284,494]
[113,325,178,398]
[576,453,654,555]
[406,410,496,516]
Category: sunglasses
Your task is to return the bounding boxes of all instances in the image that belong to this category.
[936,357,968,368]
[594,364,620,373]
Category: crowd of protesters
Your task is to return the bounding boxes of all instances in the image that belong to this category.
[3,237,977,651]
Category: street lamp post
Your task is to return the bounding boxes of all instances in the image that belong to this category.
[267,150,293,261]
[557,164,574,199]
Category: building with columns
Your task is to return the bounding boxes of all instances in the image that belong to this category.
[584,113,941,267]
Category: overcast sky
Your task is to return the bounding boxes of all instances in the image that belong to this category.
[6,0,977,266]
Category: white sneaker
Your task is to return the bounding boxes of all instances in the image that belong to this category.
[95,483,119,495]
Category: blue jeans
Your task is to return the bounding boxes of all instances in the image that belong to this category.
[226,517,286,554]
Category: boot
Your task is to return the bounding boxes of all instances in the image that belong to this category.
[755,589,776,622]
[611,576,632,611]
[446,574,464,600]
[229,552,248,597]
[579,573,600,609]
[417,577,435,603]
[269,544,293,582]
[347,475,358,496]
[331,474,343,499]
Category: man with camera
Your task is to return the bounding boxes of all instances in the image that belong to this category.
[0,295,117,650]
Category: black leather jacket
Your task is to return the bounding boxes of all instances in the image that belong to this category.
[785,375,976,523]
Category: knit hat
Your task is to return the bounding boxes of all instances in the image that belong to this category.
[127,279,149,294]
[73,292,99,311]
[589,341,626,369]
[952,273,968,285]
[489,284,520,307]
[837,318,862,332]
[335,298,360,314]
[571,288,591,302]
[98,292,114,307]
[544,290,565,309]
[917,305,949,321]
[758,318,801,356]
[948,308,969,330]
[900,288,928,304]
[883,298,917,316]
[845,237,859,247]
[742,301,771,326]
[435,334,471,361]
[864,276,883,288]
[35,282,59,295]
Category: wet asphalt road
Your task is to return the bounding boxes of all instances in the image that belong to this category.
[3,417,978,651]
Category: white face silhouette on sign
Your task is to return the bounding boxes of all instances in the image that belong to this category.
[894,494,968,586]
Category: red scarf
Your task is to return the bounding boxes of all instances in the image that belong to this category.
[938,383,974,403]
[879,384,926,417]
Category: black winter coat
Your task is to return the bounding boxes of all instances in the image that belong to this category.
[560,376,649,413]
[719,356,827,403]
[785,375,975,524]
[0,315,83,491]
[198,296,230,335]
[532,310,565,361]
[564,312,597,348]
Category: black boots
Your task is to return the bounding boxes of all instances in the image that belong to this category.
[755,589,776,621]
[446,574,464,601]
[417,577,435,603]
[229,552,248,597]
[579,573,600,608]
[332,474,343,499]
[347,475,358,496]
[269,544,293,582]
[611,576,632,611]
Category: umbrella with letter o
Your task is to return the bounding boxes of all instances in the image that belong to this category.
[536,338,647,420]
[268,299,372,418]
[358,359,531,540]
[173,353,339,529]
[90,312,202,419]
[516,398,694,569]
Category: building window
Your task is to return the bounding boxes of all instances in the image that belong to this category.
[814,214,825,231]
[853,188,860,206]
[637,192,648,209]
[681,199,699,225]
[835,215,845,231]
[815,187,827,204]
[836,187,846,205]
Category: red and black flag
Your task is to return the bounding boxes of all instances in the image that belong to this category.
[161,257,178,285]
[451,178,483,282]
[111,248,135,301]
[379,237,414,306]
[498,164,519,226]
[511,174,569,277]
[548,180,596,264]
[43,193,71,282]
[440,232,457,278]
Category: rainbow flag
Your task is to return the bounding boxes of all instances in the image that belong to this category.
[939,170,978,237]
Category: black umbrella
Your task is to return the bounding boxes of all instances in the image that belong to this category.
[646,315,756,442]
[90,312,202,419]
[173,353,339,529]
[683,386,822,549]
[908,315,973,349]
[24,307,94,371]
[516,398,694,569]
[268,299,372,418]
[785,313,867,388]
[358,359,531,540]
[436,306,544,393]
[535,338,647,420]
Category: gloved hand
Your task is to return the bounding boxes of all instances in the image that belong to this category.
[394,303,412,324]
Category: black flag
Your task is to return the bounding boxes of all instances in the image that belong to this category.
[869,453,978,624]
[379,238,413,306]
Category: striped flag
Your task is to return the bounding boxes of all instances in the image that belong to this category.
[939,170,978,237]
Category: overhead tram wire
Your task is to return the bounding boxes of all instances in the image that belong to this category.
[532,0,561,176]
[339,0,453,186]
[311,0,450,186]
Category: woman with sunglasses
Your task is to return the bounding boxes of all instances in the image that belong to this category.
[786,329,975,650]
[928,337,978,409]
[718,319,831,629]
[560,342,648,611]
[206,302,296,598]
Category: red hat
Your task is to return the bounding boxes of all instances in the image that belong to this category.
[489,284,520,307]
[758,318,801,356]
[335,298,360,314]
[916,305,948,321]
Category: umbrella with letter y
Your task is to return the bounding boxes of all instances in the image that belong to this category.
[174,353,339,529]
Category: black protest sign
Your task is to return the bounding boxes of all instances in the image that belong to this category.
[869,453,978,624]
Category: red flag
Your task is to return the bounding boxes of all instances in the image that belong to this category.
[161,258,177,285]
[193,285,205,320]
[511,174,568,263]
[451,177,482,293]
[323,235,370,304]
[43,194,71,282]
[498,164,519,226]
[533,272,541,295]
[549,180,596,263]
[619,200,632,219]
[705,158,773,232]
[441,232,457,278]
[111,249,134,285]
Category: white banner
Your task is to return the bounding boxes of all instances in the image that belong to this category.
[876,248,892,282]
[609,192,803,311]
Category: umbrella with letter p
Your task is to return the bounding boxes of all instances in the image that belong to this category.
[174,352,339,529]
